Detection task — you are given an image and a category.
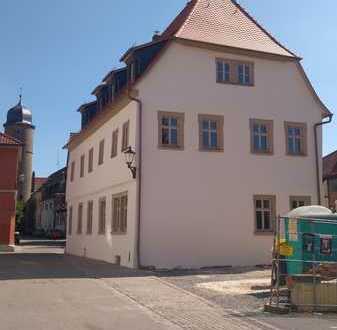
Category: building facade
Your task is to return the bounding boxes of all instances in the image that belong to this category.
[40,168,67,235]
[26,168,67,235]
[323,151,337,210]
[4,97,34,203]
[65,0,332,269]
[0,133,21,250]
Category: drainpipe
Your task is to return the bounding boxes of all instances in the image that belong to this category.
[314,114,333,205]
[128,90,143,268]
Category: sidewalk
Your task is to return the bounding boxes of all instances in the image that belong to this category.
[102,276,271,330]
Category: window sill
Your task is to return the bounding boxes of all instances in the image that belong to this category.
[251,150,273,156]
[158,145,184,151]
[111,231,127,236]
[199,148,224,153]
[98,232,106,235]
[286,153,307,157]
[216,81,254,87]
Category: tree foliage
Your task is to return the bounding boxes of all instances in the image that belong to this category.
[16,201,25,231]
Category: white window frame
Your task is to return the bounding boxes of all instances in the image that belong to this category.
[238,63,251,85]
[216,59,230,83]
[254,195,275,233]
[202,119,217,149]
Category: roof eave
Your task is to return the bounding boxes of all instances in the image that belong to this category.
[77,101,97,113]
[120,37,170,62]
[91,83,106,96]
[102,68,126,83]
[174,37,301,61]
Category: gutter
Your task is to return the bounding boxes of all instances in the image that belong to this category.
[128,90,143,269]
[314,114,333,205]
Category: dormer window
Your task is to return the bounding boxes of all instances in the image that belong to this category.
[110,83,115,102]
[128,61,137,84]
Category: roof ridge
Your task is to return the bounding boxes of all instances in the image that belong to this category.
[175,0,199,37]
[231,0,300,59]
[167,0,297,58]
[161,0,198,38]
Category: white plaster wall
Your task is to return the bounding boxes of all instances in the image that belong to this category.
[65,102,138,267]
[137,41,324,269]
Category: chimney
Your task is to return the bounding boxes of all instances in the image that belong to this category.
[152,31,161,41]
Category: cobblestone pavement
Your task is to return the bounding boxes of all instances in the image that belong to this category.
[157,267,270,315]
[102,276,273,330]
[156,267,337,330]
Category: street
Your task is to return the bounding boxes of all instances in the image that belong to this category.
[0,240,336,330]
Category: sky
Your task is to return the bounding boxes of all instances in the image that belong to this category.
[0,0,336,177]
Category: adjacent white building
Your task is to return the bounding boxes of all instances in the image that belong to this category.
[65,0,332,269]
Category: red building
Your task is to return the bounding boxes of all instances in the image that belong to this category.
[0,132,21,250]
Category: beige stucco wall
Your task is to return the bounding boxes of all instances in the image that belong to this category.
[65,102,138,267]
[137,41,324,269]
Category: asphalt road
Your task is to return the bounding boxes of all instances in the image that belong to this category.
[1,240,337,330]
[0,241,179,330]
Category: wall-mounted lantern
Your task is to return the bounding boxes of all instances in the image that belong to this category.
[124,146,136,179]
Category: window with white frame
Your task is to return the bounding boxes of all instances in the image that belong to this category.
[111,193,128,234]
[216,59,254,86]
[238,63,251,85]
[254,195,275,233]
[158,111,184,149]
[98,139,105,165]
[111,129,118,158]
[80,154,85,178]
[88,148,94,173]
[285,122,307,156]
[216,59,230,83]
[77,203,83,234]
[86,200,93,235]
[199,114,224,151]
[290,196,311,210]
[250,119,273,154]
[98,197,106,235]
[121,121,129,151]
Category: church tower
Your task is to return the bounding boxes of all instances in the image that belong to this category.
[4,96,35,203]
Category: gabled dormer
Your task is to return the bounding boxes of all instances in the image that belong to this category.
[121,38,167,85]
[92,68,128,113]
[78,101,97,130]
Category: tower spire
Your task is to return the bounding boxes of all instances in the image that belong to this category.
[18,87,22,105]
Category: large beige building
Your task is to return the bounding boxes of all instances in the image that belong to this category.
[65,0,332,269]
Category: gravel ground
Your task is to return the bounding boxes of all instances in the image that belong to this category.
[156,266,272,316]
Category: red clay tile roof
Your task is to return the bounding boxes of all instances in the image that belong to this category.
[34,177,48,186]
[323,150,337,180]
[0,132,21,145]
[162,0,297,58]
